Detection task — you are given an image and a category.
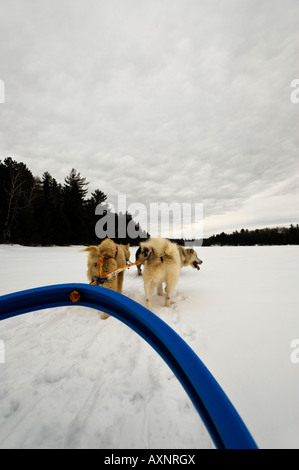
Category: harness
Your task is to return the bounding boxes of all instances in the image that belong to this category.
[101,246,118,260]
[90,255,142,286]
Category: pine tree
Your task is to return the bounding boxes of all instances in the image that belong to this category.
[63,169,89,244]
[1,158,36,242]
[64,169,88,204]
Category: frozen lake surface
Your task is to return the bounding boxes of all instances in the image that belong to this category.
[0,244,298,449]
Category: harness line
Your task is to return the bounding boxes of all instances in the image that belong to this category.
[90,257,143,286]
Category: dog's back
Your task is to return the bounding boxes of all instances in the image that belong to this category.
[140,238,180,265]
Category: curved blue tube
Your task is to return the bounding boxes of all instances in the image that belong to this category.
[0,283,257,449]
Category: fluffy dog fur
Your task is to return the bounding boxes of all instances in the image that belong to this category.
[82,239,130,319]
[119,243,130,263]
[177,246,203,270]
[138,238,181,310]
[136,244,203,275]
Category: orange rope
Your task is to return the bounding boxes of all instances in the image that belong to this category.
[90,257,142,285]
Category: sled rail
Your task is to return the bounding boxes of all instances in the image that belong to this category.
[0,283,257,449]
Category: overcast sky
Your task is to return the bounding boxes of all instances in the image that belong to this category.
[0,0,298,238]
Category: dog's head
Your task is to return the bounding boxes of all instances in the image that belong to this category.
[184,248,203,270]
[138,243,153,262]
[81,239,118,276]
[188,248,203,270]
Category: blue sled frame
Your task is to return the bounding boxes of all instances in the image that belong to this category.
[0,283,257,449]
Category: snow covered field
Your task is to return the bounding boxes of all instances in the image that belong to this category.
[0,244,298,449]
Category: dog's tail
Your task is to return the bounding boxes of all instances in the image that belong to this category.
[81,246,98,254]
[142,238,177,261]
[162,239,176,259]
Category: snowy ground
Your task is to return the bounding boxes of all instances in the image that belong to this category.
[0,244,298,449]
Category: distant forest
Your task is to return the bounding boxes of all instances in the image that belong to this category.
[0,158,148,246]
[202,225,299,246]
[0,157,298,247]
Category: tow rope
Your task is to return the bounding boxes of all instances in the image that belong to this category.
[90,257,143,286]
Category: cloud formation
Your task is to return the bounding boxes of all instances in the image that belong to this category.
[0,0,298,236]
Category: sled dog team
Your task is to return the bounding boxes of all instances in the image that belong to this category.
[82,238,202,318]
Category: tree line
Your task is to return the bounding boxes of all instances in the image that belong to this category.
[203,225,299,246]
[1,157,298,247]
[0,158,148,246]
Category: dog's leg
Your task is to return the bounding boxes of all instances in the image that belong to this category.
[157,283,163,296]
[144,281,154,310]
[117,271,124,294]
[98,277,118,319]
[165,276,177,307]
[137,264,142,276]
[165,291,172,307]
[106,277,117,291]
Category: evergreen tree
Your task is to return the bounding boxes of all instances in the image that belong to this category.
[63,169,89,244]
[0,158,37,242]
[0,159,149,245]
[64,168,88,203]
[89,189,107,207]
[34,172,67,245]
[203,225,299,246]
[4,158,298,248]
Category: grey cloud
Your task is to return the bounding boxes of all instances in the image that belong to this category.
[0,0,298,236]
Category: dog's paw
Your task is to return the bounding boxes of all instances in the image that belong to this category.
[145,300,152,311]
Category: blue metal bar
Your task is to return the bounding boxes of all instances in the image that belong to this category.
[0,283,258,449]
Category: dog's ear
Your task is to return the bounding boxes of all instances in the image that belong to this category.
[126,243,130,248]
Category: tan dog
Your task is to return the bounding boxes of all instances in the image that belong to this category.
[177,246,203,270]
[138,238,181,310]
[119,243,130,263]
[82,239,130,319]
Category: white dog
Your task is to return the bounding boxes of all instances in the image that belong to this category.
[138,238,181,310]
